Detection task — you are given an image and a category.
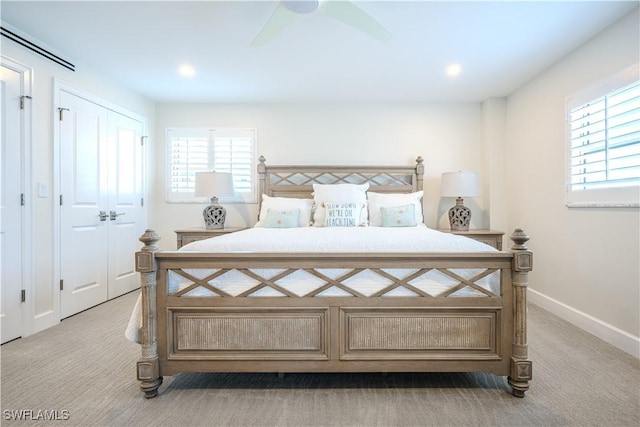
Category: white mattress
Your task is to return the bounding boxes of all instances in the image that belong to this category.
[181,224,494,253]
[125,226,501,343]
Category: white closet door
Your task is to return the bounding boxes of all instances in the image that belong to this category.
[106,110,144,299]
[59,91,109,318]
[0,65,23,343]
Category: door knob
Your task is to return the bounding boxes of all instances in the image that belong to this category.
[98,210,108,221]
[110,210,126,221]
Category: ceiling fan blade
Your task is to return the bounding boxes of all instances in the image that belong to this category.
[322,1,391,43]
[251,3,297,47]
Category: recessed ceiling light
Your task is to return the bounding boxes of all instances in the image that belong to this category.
[446,64,462,77]
[178,64,195,78]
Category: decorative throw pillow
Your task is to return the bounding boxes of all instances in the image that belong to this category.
[264,208,301,228]
[312,183,369,226]
[367,191,423,227]
[323,202,366,227]
[381,204,417,227]
[255,195,313,227]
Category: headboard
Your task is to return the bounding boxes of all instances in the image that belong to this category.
[257,156,424,201]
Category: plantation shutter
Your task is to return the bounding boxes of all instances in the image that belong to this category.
[565,64,639,207]
[168,129,210,199]
[212,129,256,201]
[166,128,257,203]
[568,81,640,191]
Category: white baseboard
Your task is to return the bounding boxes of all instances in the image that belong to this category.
[528,289,639,359]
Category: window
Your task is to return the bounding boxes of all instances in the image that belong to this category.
[566,65,640,207]
[166,128,257,203]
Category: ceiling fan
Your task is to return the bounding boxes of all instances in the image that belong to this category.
[251,0,391,46]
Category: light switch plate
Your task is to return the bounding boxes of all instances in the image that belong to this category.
[37,181,48,198]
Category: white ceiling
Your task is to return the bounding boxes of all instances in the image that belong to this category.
[1,1,637,103]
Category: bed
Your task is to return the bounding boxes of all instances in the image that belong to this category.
[132,156,533,398]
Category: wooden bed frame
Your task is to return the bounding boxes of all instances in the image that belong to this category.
[135,156,533,398]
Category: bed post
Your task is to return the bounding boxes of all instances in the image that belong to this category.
[415,156,424,191]
[507,228,533,397]
[135,229,163,398]
[258,155,267,203]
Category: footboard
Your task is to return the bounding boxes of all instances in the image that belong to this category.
[135,229,532,398]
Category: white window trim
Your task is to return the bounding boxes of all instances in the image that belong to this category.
[565,64,640,208]
[165,127,258,204]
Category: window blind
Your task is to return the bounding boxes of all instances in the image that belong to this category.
[568,81,640,191]
[166,128,257,203]
[169,135,210,193]
[212,129,255,196]
[565,64,640,208]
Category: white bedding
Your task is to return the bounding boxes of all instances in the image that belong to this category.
[180,224,494,253]
[125,226,500,343]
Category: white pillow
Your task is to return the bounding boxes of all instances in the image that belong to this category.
[255,195,313,227]
[367,191,424,227]
[312,183,369,226]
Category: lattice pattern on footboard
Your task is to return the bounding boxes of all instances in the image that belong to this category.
[166,266,502,298]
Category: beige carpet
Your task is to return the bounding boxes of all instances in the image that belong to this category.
[1,290,638,427]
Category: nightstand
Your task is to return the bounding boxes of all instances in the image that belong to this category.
[175,227,248,249]
[442,229,504,250]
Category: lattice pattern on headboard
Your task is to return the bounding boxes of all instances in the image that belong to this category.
[258,156,424,200]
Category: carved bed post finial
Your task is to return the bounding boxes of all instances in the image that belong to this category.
[510,228,529,250]
[139,229,161,252]
[415,156,424,192]
[508,228,533,397]
[135,229,163,398]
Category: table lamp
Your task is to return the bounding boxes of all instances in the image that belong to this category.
[194,171,235,229]
[441,171,480,231]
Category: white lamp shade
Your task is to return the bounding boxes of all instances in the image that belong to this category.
[194,172,235,198]
[441,171,480,198]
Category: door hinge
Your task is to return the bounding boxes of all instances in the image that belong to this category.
[20,95,32,110]
[21,289,26,302]
[141,197,144,207]
[20,193,25,206]
[141,136,148,146]
[58,107,69,121]
[60,279,64,291]
[60,194,63,206]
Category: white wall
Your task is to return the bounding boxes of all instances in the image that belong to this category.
[150,103,490,249]
[1,41,155,335]
[482,98,507,232]
[505,8,640,355]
